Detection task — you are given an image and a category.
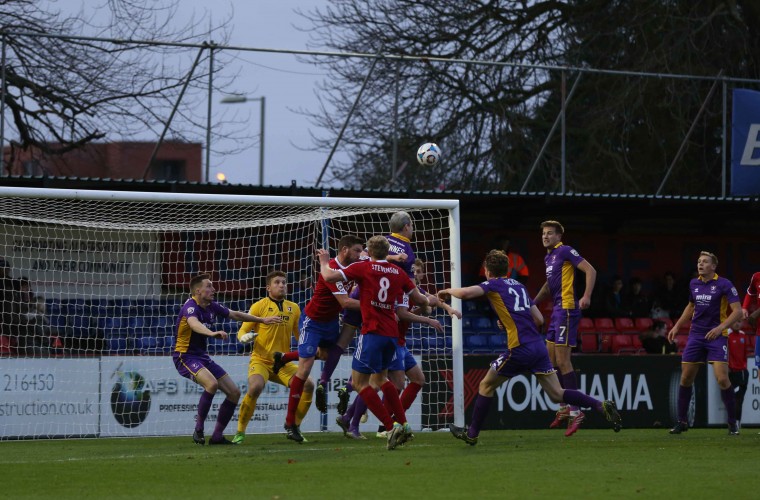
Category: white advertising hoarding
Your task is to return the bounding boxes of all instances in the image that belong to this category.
[707,359,760,425]
[0,358,100,438]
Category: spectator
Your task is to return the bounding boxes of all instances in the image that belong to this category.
[626,277,652,318]
[639,320,677,354]
[652,272,688,320]
[601,275,631,318]
[479,235,529,285]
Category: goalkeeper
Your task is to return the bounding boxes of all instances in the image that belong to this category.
[233,270,314,444]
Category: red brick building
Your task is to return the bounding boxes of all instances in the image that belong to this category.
[3,141,202,181]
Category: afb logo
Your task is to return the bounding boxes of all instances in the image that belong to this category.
[110,370,152,428]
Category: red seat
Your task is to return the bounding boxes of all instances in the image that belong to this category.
[677,319,691,334]
[0,335,16,355]
[579,317,595,334]
[631,334,643,350]
[661,317,674,330]
[611,334,633,354]
[634,317,653,331]
[594,317,618,334]
[674,333,689,352]
[580,333,598,353]
[615,317,637,333]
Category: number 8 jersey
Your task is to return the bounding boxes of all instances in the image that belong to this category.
[339,259,416,337]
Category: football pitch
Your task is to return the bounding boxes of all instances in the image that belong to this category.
[3,428,755,499]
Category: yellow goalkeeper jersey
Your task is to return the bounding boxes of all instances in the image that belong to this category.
[237,296,300,365]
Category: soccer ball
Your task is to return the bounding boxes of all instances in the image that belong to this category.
[417,142,441,166]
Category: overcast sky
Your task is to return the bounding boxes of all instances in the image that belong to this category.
[51,0,339,187]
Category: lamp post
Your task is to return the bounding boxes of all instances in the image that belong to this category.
[220,95,266,186]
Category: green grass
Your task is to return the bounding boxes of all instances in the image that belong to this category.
[2,428,756,499]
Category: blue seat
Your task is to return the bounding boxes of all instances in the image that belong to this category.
[463,301,479,315]
[423,336,447,352]
[461,317,473,330]
[107,337,129,354]
[465,334,489,351]
[473,315,495,333]
[488,334,507,350]
[405,334,424,352]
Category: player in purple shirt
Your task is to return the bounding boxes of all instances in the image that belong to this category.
[173,273,282,445]
[533,220,597,436]
[667,251,743,435]
[438,250,620,445]
[386,211,416,278]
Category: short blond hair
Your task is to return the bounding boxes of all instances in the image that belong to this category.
[699,251,718,266]
[367,235,390,259]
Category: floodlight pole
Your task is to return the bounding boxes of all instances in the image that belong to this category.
[221,95,266,186]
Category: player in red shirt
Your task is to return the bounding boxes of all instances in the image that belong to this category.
[727,320,750,431]
[280,234,364,443]
[741,272,760,388]
[319,235,429,450]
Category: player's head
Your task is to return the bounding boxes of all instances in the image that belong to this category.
[337,234,365,265]
[390,211,413,238]
[367,235,390,260]
[266,270,287,300]
[540,220,564,248]
[483,249,509,278]
[413,258,427,283]
[189,273,214,301]
[697,251,718,277]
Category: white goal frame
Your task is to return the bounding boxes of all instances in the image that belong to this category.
[0,186,463,438]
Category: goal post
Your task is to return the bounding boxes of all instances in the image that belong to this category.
[0,186,462,439]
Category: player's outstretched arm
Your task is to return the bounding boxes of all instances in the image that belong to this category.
[396,307,443,333]
[427,292,462,319]
[437,285,485,301]
[187,316,228,340]
[317,248,346,283]
[229,309,282,324]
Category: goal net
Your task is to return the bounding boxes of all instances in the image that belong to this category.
[0,187,462,440]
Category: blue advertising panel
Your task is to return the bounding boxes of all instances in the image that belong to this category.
[732,88,760,195]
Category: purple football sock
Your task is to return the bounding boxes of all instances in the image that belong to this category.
[345,380,353,394]
[320,344,345,386]
[196,391,214,432]
[211,398,236,442]
[677,385,693,423]
[562,389,602,412]
[720,386,737,425]
[350,395,367,430]
[467,394,493,439]
[561,371,579,411]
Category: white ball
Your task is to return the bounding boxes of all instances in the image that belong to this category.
[417,142,441,166]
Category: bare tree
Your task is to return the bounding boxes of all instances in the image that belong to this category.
[300,0,760,194]
[0,0,239,175]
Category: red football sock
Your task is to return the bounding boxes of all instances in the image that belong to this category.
[285,375,305,426]
[381,381,406,425]
[359,386,394,429]
[282,350,299,363]
[400,382,422,410]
